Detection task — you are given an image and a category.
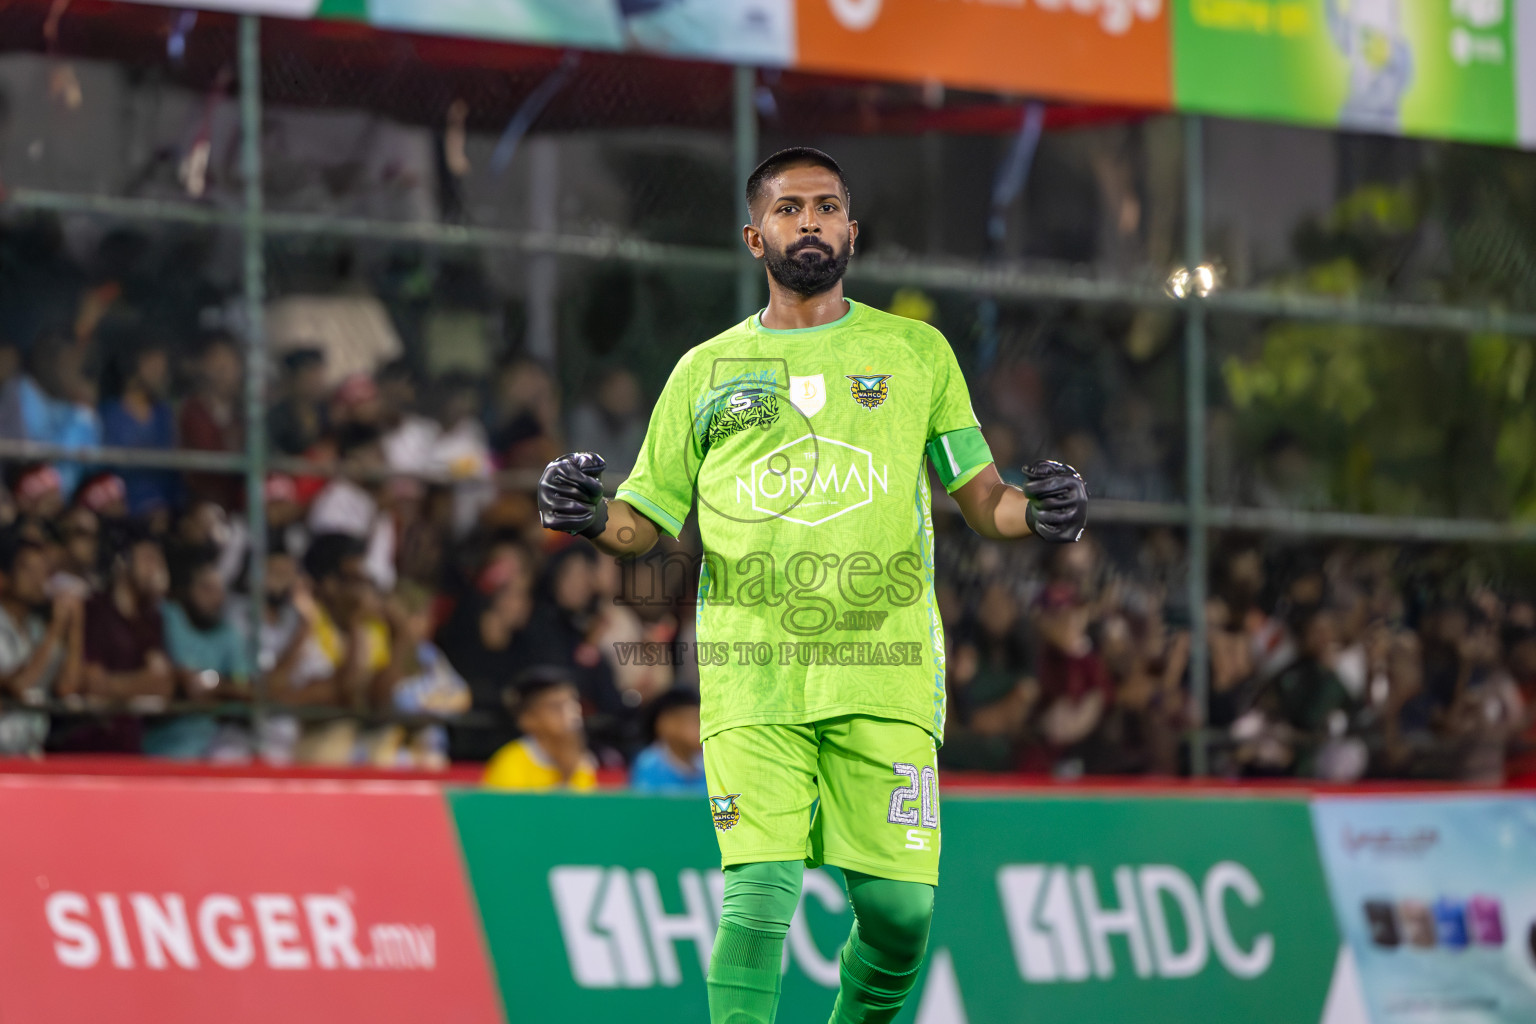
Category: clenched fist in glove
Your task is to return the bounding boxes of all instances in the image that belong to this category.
[1023,460,1087,544]
[538,452,609,539]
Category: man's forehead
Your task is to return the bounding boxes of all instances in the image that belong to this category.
[760,163,848,202]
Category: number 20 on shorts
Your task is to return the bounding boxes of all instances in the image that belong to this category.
[888,763,938,849]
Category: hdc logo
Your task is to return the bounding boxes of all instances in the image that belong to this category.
[549,867,849,989]
[997,863,1274,982]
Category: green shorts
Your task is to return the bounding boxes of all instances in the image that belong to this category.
[701,715,941,886]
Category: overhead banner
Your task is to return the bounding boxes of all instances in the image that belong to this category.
[0,778,503,1024]
[450,790,1346,1024]
[1173,0,1518,145]
[322,0,1170,106]
[793,0,1172,107]
[1312,795,1536,1024]
[133,0,320,14]
[355,0,797,67]
[112,0,1536,149]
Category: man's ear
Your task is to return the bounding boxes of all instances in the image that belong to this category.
[848,218,859,254]
[742,222,765,260]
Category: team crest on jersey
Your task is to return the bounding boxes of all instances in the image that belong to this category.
[846,374,891,410]
[710,794,742,831]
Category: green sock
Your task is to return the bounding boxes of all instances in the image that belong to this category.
[829,873,934,1024]
[708,861,802,1024]
[707,920,784,1024]
[829,924,925,1024]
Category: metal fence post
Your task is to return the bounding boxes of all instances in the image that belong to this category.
[733,65,759,321]
[239,14,270,730]
[1184,116,1210,776]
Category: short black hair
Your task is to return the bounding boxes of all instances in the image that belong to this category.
[167,541,220,598]
[109,522,161,574]
[282,347,325,374]
[1504,624,1536,652]
[506,665,578,719]
[195,331,240,358]
[266,526,297,560]
[304,531,367,583]
[0,528,42,577]
[745,147,850,219]
[645,686,700,743]
[378,357,415,384]
[336,421,384,459]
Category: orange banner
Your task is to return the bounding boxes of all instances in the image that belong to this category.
[795,0,1171,108]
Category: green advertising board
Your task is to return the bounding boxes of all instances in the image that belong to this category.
[1173,0,1518,145]
[449,791,1343,1023]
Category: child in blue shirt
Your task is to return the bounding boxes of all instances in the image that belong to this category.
[629,687,705,795]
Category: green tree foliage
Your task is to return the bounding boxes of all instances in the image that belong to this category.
[1220,146,1536,521]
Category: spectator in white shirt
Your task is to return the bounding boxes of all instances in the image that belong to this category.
[308,422,396,591]
[0,531,83,753]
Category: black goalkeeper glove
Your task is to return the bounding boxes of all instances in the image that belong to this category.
[1023,460,1087,544]
[538,452,609,539]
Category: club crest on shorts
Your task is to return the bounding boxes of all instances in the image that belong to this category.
[710,794,741,831]
[846,374,891,410]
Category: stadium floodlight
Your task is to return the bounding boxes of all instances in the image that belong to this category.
[1165,263,1219,299]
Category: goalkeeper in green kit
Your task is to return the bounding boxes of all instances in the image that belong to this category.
[538,148,1088,1024]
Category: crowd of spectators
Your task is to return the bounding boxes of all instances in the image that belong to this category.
[0,251,713,789]
[0,221,1531,790]
[935,525,1536,784]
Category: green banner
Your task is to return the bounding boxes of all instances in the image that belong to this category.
[449,791,1342,1023]
[1174,0,1517,145]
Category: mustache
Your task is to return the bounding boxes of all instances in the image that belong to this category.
[787,236,836,257]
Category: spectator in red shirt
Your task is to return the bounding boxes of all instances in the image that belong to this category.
[1031,542,1112,772]
[179,333,245,511]
[82,529,176,703]
[49,505,101,600]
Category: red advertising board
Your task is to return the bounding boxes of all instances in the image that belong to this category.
[0,777,502,1024]
[795,0,1172,108]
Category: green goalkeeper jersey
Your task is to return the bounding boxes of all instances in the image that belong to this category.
[616,299,993,743]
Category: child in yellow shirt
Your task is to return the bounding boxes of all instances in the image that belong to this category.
[483,668,598,790]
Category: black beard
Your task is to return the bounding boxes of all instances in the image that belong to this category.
[186,604,225,631]
[763,236,850,297]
